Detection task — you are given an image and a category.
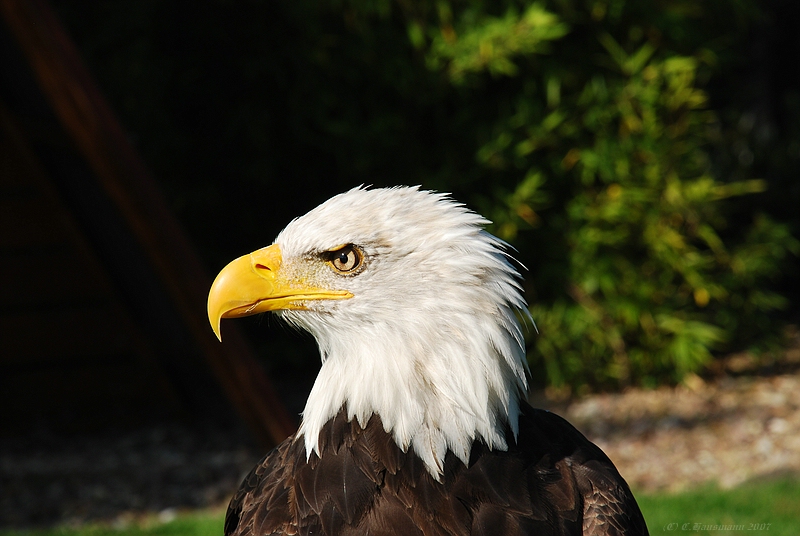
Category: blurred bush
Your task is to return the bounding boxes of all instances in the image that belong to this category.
[54,0,800,392]
[407,0,799,390]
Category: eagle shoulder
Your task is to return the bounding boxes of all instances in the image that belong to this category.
[224,438,301,536]
[518,403,649,536]
[225,404,648,536]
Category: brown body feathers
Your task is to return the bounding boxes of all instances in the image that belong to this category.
[225,402,648,536]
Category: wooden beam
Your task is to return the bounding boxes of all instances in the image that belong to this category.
[0,0,297,447]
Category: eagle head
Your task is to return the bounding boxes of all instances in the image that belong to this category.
[208,186,530,477]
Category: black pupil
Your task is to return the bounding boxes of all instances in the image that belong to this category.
[338,251,350,264]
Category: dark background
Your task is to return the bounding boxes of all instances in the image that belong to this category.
[47,0,800,382]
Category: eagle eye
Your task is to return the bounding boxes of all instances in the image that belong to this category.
[325,244,363,274]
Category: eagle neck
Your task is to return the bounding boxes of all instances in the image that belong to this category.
[296,318,527,479]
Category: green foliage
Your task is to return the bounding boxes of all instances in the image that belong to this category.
[411,1,799,390]
[426,3,569,82]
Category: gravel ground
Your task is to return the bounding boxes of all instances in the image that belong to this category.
[547,340,800,493]
[2,343,799,528]
[0,424,259,528]
[546,372,800,493]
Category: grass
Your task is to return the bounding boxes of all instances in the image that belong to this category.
[0,511,223,536]
[2,477,798,536]
[637,477,800,536]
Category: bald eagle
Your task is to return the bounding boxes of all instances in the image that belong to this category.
[207,186,648,536]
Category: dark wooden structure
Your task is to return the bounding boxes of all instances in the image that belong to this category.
[0,0,294,447]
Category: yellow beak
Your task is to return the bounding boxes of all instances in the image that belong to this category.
[207,244,353,341]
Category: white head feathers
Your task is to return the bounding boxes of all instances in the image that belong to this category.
[275,186,530,477]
